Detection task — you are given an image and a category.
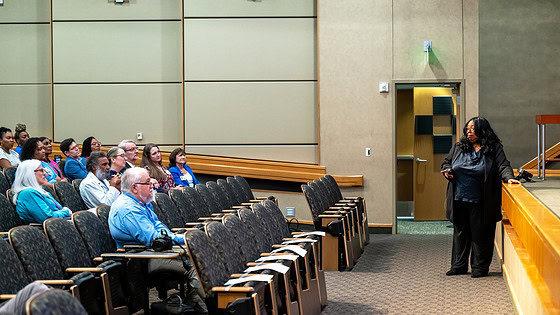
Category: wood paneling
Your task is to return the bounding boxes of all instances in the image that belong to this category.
[502,183,560,311]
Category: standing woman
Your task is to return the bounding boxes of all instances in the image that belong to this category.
[140,143,177,193]
[441,117,520,278]
[14,123,29,155]
[168,148,200,188]
[20,138,65,188]
[39,137,64,179]
[11,160,71,223]
[0,127,21,168]
[81,136,101,159]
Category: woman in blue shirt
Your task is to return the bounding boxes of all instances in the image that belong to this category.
[60,138,87,182]
[168,148,200,188]
[12,160,71,223]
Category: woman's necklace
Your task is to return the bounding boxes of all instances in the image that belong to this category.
[473,143,481,152]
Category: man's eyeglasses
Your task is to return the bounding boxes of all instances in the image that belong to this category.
[125,147,138,152]
[134,182,154,187]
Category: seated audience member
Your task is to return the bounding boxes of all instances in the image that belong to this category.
[0,127,21,168]
[12,160,71,223]
[13,123,29,155]
[169,148,199,188]
[39,136,64,179]
[118,140,138,170]
[140,143,177,193]
[20,138,64,188]
[60,138,87,182]
[0,282,50,315]
[79,151,120,208]
[80,136,101,159]
[108,167,205,311]
[107,147,127,176]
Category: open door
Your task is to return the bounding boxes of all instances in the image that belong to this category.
[413,87,458,220]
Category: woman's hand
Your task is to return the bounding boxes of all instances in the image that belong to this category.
[508,179,521,184]
[441,168,453,180]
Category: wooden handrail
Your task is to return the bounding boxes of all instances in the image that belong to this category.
[521,141,560,170]
[51,143,363,186]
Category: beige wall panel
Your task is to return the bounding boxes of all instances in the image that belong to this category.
[185,82,317,144]
[318,0,393,225]
[0,85,51,137]
[0,0,50,22]
[254,191,313,222]
[54,84,182,145]
[53,22,181,83]
[185,145,318,164]
[393,0,463,79]
[53,0,181,20]
[184,19,316,80]
[463,0,479,120]
[185,0,315,17]
[0,24,50,84]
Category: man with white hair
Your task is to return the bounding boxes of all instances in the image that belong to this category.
[79,151,120,208]
[118,140,138,171]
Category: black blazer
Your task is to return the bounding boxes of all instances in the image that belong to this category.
[441,142,515,224]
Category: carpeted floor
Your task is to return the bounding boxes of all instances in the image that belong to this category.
[321,234,515,314]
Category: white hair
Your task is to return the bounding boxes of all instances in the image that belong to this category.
[11,159,48,204]
[118,140,135,151]
[121,167,148,194]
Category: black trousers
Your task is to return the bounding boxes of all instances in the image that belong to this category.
[451,201,496,273]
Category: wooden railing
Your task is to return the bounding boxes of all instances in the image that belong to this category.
[501,183,560,312]
[51,143,363,187]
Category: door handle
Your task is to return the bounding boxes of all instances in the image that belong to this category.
[416,158,428,162]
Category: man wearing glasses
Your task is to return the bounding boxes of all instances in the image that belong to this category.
[118,139,139,170]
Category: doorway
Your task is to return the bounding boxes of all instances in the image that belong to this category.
[393,81,464,234]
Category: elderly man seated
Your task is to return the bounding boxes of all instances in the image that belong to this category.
[107,167,206,312]
[118,139,138,171]
[79,151,120,208]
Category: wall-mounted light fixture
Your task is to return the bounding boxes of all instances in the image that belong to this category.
[423,40,432,62]
[0,0,4,6]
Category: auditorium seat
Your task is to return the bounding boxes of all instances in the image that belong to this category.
[96,204,111,234]
[53,181,87,212]
[4,167,17,186]
[72,178,83,194]
[0,194,24,234]
[0,171,9,198]
[26,289,88,315]
[41,185,61,204]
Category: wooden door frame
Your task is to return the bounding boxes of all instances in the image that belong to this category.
[391,79,465,234]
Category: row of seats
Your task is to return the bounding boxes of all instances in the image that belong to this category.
[302,175,369,271]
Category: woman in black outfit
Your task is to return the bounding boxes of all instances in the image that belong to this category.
[441,117,520,278]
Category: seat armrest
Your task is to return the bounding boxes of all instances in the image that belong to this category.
[212,287,254,293]
[0,294,16,300]
[36,280,74,285]
[66,267,104,273]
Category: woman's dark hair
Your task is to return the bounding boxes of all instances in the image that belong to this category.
[0,127,12,139]
[81,136,95,158]
[14,123,28,144]
[20,137,42,161]
[169,148,185,168]
[458,116,501,154]
[140,143,166,181]
[60,138,75,155]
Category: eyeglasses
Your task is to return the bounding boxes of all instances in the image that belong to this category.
[116,154,126,158]
[134,182,154,187]
[125,147,138,152]
[34,168,46,173]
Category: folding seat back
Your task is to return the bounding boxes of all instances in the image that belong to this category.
[320,177,340,205]
[309,181,330,212]
[207,181,231,210]
[238,208,273,254]
[252,202,283,245]
[0,171,9,198]
[222,214,261,262]
[54,181,87,212]
[169,189,198,223]
[154,193,185,228]
[314,179,336,206]
[183,187,212,218]
[72,211,116,259]
[324,175,343,201]
[9,225,66,281]
[96,204,111,233]
[150,200,172,228]
[262,200,292,239]
[72,178,83,194]
[41,185,61,204]
[58,160,66,178]
[226,177,247,204]
[205,221,247,275]
[195,184,222,214]
[234,175,255,201]
[0,238,31,294]
[0,194,24,232]
[301,184,322,226]
[217,178,240,206]
[26,289,88,315]
[4,166,17,185]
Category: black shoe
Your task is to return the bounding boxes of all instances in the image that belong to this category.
[446,268,468,276]
[471,271,488,278]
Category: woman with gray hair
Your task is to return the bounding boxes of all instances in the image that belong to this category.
[107,147,127,176]
[12,160,71,223]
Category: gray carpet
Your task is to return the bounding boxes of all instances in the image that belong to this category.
[321,234,515,314]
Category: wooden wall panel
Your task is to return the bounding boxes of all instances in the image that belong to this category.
[53,22,181,83]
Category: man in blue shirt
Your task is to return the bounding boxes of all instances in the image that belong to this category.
[60,138,87,182]
[108,167,206,312]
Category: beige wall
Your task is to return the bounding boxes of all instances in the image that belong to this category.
[318,0,478,227]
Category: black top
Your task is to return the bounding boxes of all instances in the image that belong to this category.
[452,149,485,203]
